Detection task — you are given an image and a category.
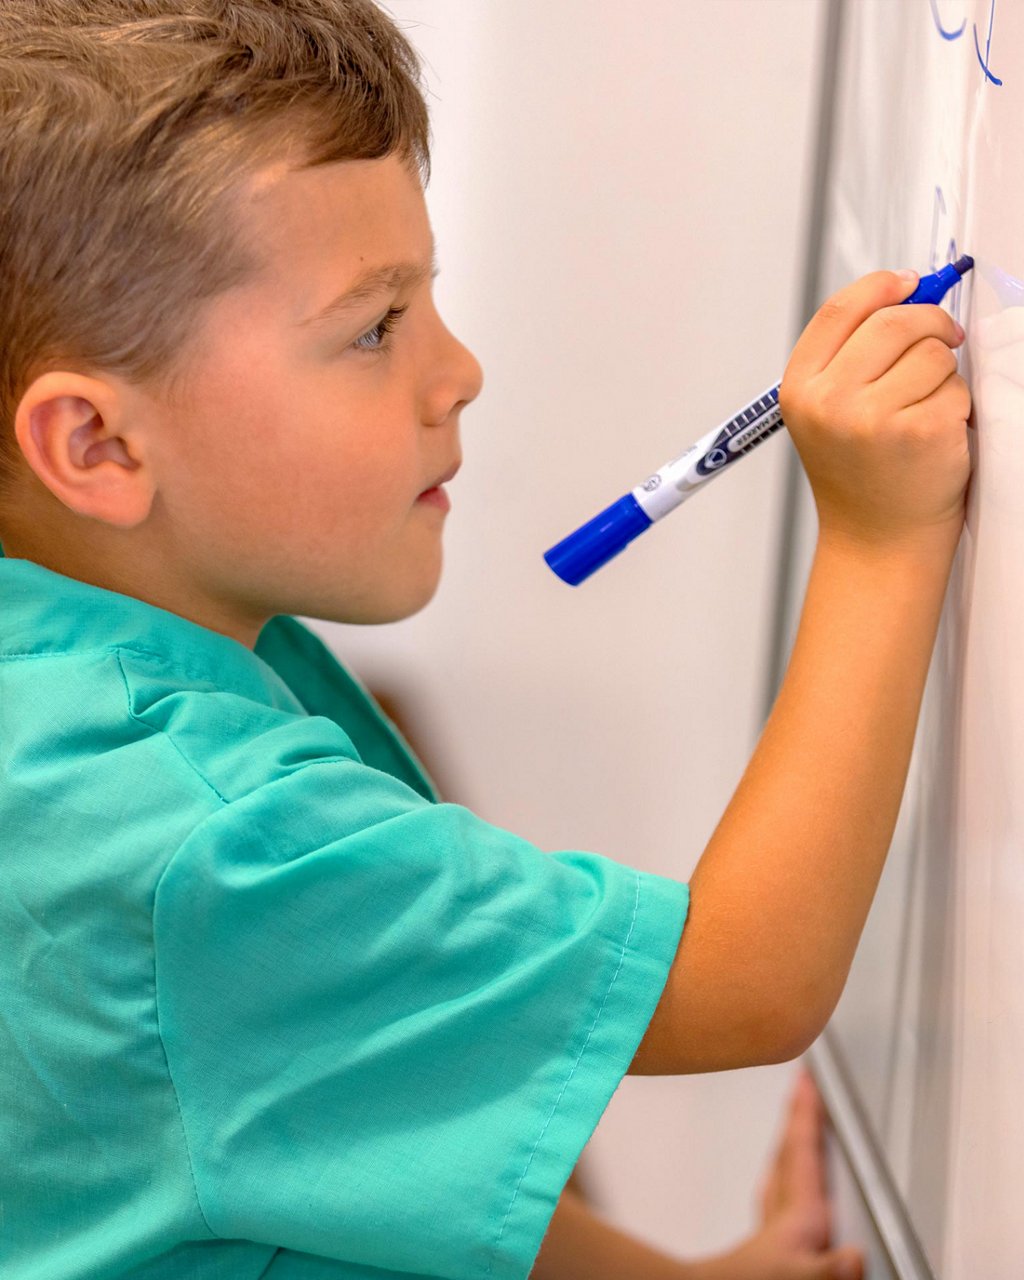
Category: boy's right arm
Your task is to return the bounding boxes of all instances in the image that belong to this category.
[630,270,972,1075]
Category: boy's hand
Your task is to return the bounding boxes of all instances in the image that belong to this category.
[779,269,972,554]
[696,1070,864,1280]
[530,1071,862,1280]
[632,273,973,1079]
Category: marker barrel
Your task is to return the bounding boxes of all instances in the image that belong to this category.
[632,384,783,522]
[544,383,782,587]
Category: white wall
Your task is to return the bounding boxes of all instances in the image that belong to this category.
[310,0,826,1260]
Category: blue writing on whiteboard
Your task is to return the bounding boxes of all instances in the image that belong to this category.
[974,0,1003,85]
[929,188,965,325]
[930,0,966,40]
[930,185,948,272]
[930,0,1003,85]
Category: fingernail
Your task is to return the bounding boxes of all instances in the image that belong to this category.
[896,268,919,281]
[955,321,966,340]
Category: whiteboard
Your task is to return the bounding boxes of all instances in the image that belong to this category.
[777,2,1024,1275]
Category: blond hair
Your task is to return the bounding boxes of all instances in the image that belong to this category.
[0,0,431,499]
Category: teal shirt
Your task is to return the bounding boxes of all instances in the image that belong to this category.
[0,549,690,1279]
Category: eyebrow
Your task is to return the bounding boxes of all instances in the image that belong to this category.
[299,239,440,327]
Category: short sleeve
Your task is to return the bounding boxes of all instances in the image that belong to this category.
[153,716,689,1280]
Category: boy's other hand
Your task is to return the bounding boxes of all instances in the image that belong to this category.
[696,1069,864,1280]
[778,269,972,556]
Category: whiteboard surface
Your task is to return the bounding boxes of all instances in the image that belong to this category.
[784,2,1024,1274]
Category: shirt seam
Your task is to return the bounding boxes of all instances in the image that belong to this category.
[1,641,229,662]
[0,643,156,663]
[0,641,296,716]
[149,931,221,1243]
[114,649,230,805]
[111,647,224,1240]
[483,869,643,1277]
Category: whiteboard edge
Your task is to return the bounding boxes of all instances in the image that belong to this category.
[808,1031,936,1280]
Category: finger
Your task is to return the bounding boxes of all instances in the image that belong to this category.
[762,1068,828,1222]
[867,333,961,408]
[828,303,963,387]
[785,1071,825,1161]
[786,1067,822,1133]
[786,1100,829,1209]
[781,1246,863,1280]
[784,270,921,383]
[796,1066,825,1117]
[808,1245,865,1280]
[759,1139,792,1220]
[894,369,972,428]
[793,1075,829,1244]
[759,1164,782,1220]
[770,1072,829,1214]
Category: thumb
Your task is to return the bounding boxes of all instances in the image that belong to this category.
[810,1245,865,1280]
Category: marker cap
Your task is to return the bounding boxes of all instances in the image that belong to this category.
[543,492,653,585]
[903,255,974,304]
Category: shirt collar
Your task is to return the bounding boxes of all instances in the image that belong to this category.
[0,545,303,712]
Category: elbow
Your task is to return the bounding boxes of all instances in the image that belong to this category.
[639,930,845,1072]
[740,987,837,1067]
[755,1016,820,1065]
[721,967,834,1059]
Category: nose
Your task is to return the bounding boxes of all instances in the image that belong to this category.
[425,319,484,427]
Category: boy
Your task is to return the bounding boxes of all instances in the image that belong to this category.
[0,2,969,1278]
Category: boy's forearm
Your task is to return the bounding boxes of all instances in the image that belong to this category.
[530,1187,697,1280]
[676,527,960,1069]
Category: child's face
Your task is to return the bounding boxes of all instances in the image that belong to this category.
[128,153,482,644]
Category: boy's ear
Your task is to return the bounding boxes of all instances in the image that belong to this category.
[15,371,156,528]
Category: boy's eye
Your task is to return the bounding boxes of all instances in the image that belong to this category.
[353,305,409,354]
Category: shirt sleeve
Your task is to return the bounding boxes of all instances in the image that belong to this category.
[152,714,689,1280]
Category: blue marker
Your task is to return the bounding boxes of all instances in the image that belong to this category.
[544,256,974,586]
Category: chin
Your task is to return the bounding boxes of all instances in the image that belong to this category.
[332,566,443,626]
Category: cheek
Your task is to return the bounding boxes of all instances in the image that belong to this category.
[164,345,415,548]
[159,373,305,539]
